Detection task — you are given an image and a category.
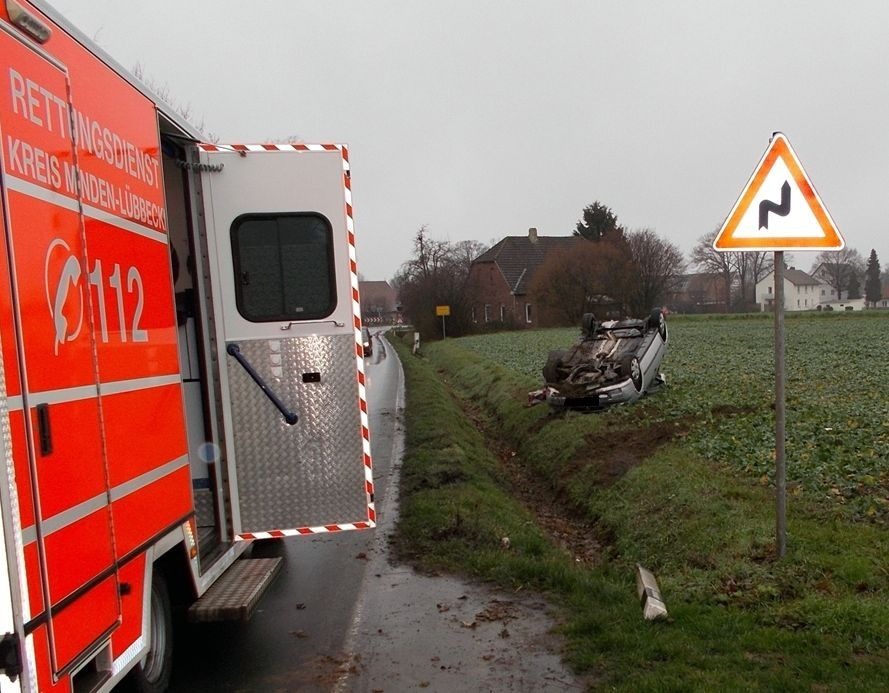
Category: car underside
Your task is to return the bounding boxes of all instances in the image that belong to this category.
[529,309,668,409]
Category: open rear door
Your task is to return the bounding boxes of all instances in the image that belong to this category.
[196,143,373,539]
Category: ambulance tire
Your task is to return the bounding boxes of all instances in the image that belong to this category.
[128,572,173,693]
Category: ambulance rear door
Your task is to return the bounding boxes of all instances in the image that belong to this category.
[196,144,373,539]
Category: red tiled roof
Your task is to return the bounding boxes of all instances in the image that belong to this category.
[473,235,583,294]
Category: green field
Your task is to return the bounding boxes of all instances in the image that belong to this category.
[389,311,889,690]
[456,311,889,525]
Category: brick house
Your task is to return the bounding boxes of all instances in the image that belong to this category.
[464,228,585,328]
[358,280,400,325]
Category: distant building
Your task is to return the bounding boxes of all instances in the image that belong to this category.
[811,262,862,302]
[755,267,826,311]
[464,228,587,328]
[359,280,400,324]
[817,298,866,312]
[667,273,729,313]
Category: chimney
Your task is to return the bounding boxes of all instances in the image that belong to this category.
[528,227,538,243]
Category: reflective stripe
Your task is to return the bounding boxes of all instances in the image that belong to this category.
[19,455,188,544]
[197,142,339,153]
[81,199,167,245]
[18,374,180,408]
[237,521,374,541]
[3,174,168,245]
[21,525,36,546]
[39,492,107,537]
[98,374,180,397]
[340,146,375,525]
[24,385,98,407]
[109,455,188,502]
[111,634,145,677]
[2,174,79,213]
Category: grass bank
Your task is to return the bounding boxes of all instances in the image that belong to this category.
[388,322,889,690]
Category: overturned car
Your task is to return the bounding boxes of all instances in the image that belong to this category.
[529,309,668,409]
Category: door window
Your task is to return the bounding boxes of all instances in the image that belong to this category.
[231,213,336,321]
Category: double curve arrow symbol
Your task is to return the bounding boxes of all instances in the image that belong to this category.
[759,180,791,230]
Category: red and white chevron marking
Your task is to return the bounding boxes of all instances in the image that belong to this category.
[196,142,343,153]
[342,144,377,532]
[202,142,376,540]
[237,522,374,541]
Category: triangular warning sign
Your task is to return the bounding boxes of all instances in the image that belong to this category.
[713,133,844,251]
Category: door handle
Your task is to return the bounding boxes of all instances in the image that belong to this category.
[36,404,53,456]
[226,343,299,425]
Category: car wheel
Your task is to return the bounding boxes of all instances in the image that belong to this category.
[619,355,643,392]
[127,572,173,693]
[543,349,567,384]
[648,308,667,341]
[581,313,598,339]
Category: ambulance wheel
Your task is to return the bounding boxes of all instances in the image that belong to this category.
[128,572,173,693]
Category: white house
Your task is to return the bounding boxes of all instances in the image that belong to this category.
[755,267,825,311]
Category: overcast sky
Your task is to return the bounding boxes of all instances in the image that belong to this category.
[48,0,889,282]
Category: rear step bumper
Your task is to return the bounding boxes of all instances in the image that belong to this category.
[187,557,283,622]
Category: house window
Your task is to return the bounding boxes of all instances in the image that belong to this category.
[231,213,335,322]
[797,299,800,307]
[484,304,490,322]
[525,303,533,323]
[768,286,772,294]
[500,305,506,321]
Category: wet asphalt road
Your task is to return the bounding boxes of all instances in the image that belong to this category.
[168,330,401,692]
[166,333,581,692]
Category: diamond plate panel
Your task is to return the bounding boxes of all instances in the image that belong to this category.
[226,335,366,532]
[193,488,215,528]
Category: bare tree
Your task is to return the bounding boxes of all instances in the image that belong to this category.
[810,248,865,300]
[691,229,734,309]
[133,63,217,141]
[452,240,489,272]
[529,239,633,324]
[393,227,476,338]
[731,251,774,308]
[624,228,686,314]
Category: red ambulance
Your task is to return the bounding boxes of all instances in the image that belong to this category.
[0,2,374,690]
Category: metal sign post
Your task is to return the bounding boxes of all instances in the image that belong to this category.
[714,133,844,559]
[435,305,450,339]
[773,252,786,557]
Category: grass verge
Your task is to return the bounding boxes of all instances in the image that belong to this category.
[389,329,889,691]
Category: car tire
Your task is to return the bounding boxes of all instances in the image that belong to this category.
[581,313,598,339]
[619,355,643,392]
[126,572,173,693]
[648,308,667,341]
[543,349,568,384]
